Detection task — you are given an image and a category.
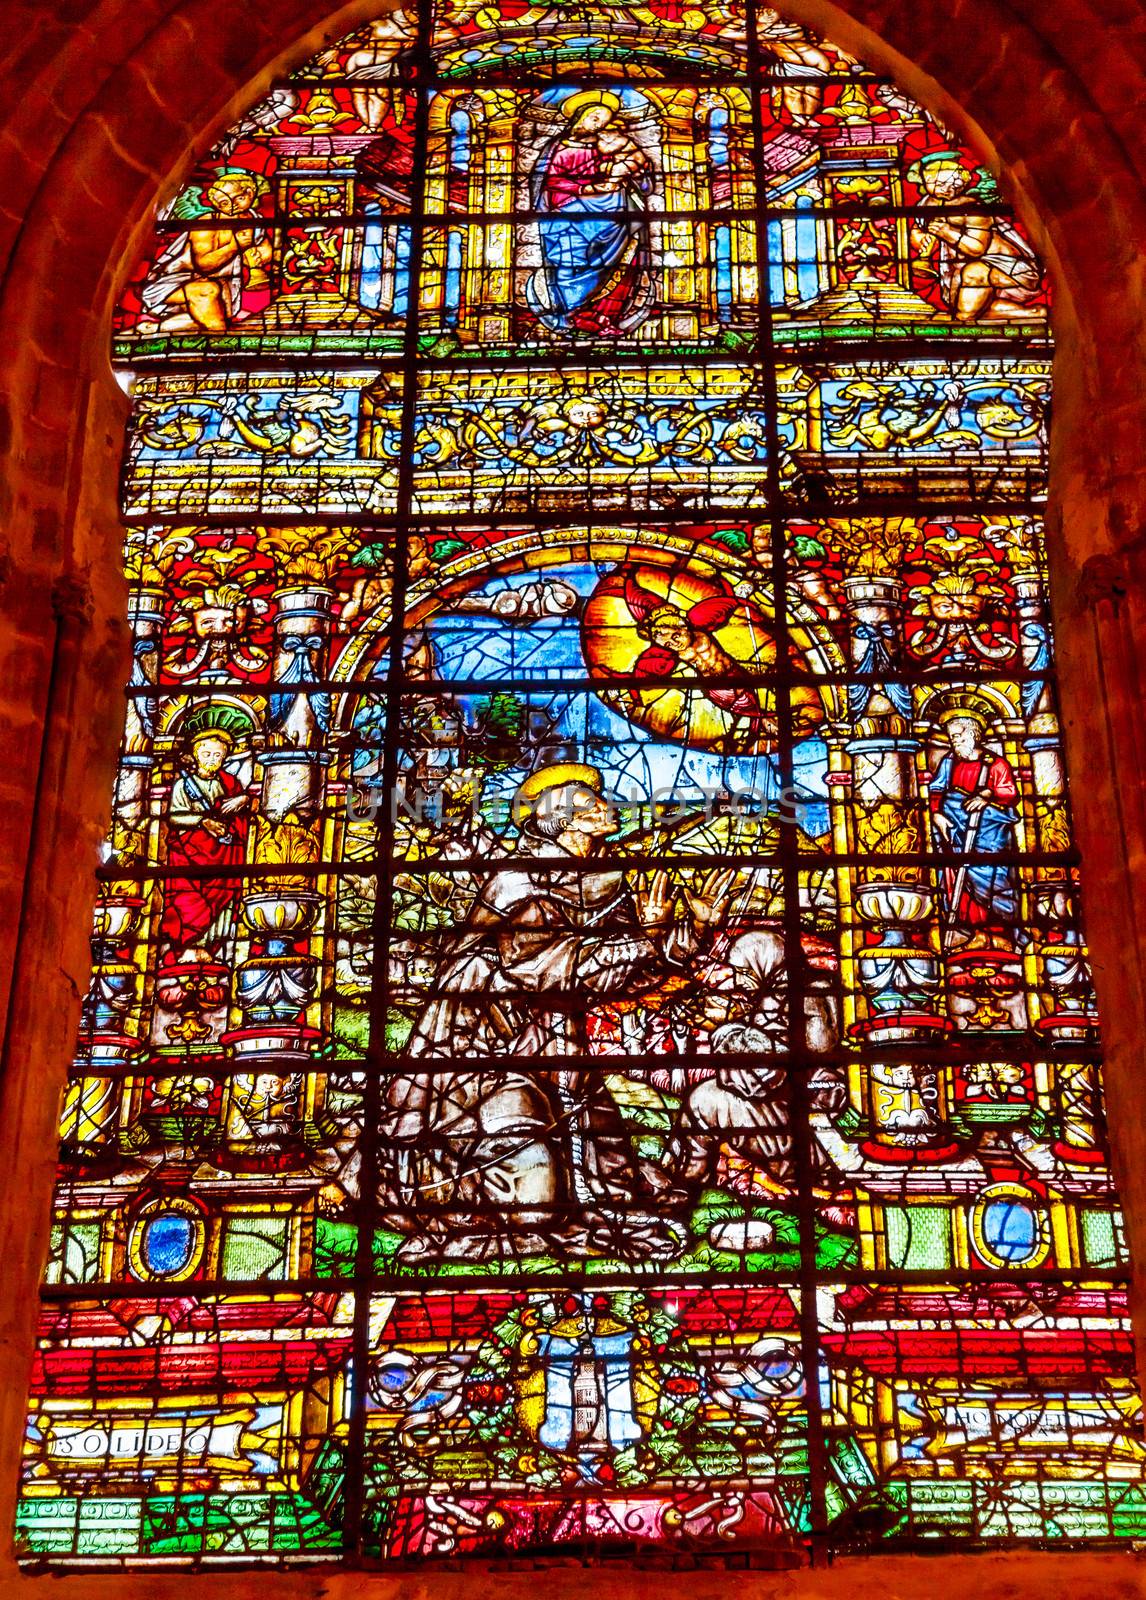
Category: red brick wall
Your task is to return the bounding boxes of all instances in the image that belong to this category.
[2,1,1146,1592]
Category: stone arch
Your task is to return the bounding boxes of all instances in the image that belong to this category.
[3,0,1146,1592]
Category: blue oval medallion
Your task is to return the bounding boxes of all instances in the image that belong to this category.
[142,1212,196,1276]
[981,1198,1039,1264]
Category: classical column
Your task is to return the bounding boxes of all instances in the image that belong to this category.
[223,583,334,1150]
[835,575,955,1160]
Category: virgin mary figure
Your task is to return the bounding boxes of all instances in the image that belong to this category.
[525,92,656,337]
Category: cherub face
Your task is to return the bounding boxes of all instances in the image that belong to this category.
[207,175,259,216]
[649,614,693,653]
[562,397,607,431]
[920,162,970,201]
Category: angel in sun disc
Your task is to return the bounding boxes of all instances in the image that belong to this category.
[582,564,822,754]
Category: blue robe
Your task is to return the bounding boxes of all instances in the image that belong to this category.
[526,136,651,332]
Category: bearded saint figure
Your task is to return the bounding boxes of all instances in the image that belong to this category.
[378,762,733,1262]
[160,726,252,959]
[930,709,1020,933]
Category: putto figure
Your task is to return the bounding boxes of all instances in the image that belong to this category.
[909,152,1043,322]
[139,168,272,334]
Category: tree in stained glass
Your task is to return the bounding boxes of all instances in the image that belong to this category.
[19,0,1146,1570]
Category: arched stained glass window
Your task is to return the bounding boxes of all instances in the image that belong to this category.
[18,0,1146,1569]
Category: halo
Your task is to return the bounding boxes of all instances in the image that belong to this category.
[515,762,602,819]
[937,705,989,730]
[560,89,622,122]
[182,702,255,743]
[188,725,236,752]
